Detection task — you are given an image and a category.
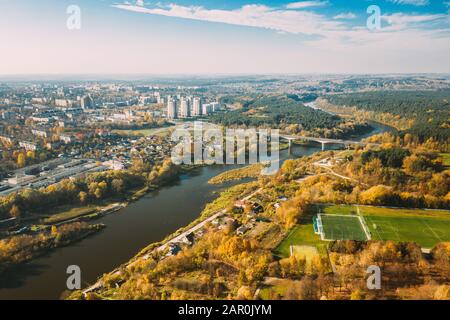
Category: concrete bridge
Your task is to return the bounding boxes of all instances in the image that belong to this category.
[280,134,375,151]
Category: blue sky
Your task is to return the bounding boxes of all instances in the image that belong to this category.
[0,0,449,74]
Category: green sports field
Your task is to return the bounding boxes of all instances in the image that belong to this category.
[274,223,321,258]
[320,214,368,241]
[440,153,450,168]
[364,215,450,248]
[318,204,450,248]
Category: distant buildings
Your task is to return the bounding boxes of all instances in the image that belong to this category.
[202,103,212,115]
[1,110,17,120]
[19,141,38,151]
[180,97,190,118]
[102,159,125,170]
[55,99,72,107]
[60,135,74,144]
[80,95,94,109]
[166,96,220,119]
[167,96,178,119]
[0,136,12,145]
[32,129,48,138]
[192,97,202,116]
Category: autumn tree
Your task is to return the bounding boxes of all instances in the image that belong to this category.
[10,205,21,219]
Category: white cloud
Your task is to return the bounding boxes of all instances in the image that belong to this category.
[387,0,429,6]
[285,1,328,9]
[112,1,450,65]
[136,0,144,7]
[113,3,449,39]
[333,12,357,20]
[382,12,446,30]
[113,3,344,36]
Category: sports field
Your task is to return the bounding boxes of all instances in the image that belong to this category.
[290,245,319,262]
[440,153,450,168]
[319,214,368,241]
[319,204,450,248]
[364,215,450,248]
[274,224,321,258]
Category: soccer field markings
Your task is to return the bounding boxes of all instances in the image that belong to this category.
[419,218,443,243]
[364,216,383,240]
[387,220,401,242]
[318,214,368,241]
[357,215,371,240]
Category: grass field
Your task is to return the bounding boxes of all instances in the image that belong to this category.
[440,153,450,167]
[274,223,321,258]
[320,214,368,241]
[290,245,319,262]
[364,215,450,248]
[112,127,171,137]
[273,222,332,273]
[318,204,450,248]
[42,205,98,224]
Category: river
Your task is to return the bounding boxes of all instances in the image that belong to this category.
[0,121,392,300]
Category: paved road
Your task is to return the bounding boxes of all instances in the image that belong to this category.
[145,187,262,256]
[312,158,367,186]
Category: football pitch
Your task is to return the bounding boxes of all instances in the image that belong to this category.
[319,214,369,241]
[319,205,450,248]
[364,215,450,248]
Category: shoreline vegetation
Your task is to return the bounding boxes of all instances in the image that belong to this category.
[0,161,199,275]
[0,222,104,275]
[208,164,262,185]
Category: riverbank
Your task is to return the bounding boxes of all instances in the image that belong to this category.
[0,222,105,276]
[0,163,201,276]
[0,121,392,299]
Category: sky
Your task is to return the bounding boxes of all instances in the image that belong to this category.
[0,0,449,75]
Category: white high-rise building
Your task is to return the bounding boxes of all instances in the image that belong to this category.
[167,96,177,119]
[80,95,94,109]
[180,97,190,118]
[192,97,202,116]
[202,103,213,115]
[211,102,221,112]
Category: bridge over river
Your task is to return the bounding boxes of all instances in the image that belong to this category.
[280,134,377,151]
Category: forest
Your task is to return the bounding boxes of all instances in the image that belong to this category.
[326,90,450,142]
[210,95,372,139]
[211,95,342,130]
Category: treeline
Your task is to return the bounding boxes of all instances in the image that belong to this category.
[328,240,449,300]
[210,95,342,130]
[97,119,170,131]
[208,164,262,185]
[0,159,180,220]
[0,222,103,273]
[326,90,450,142]
[361,147,411,168]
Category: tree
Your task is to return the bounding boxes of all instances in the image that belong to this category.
[17,153,26,168]
[51,225,58,236]
[78,191,88,204]
[350,289,364,300]
[111,178,124,194]
[94,188,103,199]
[10,205,21,219]
[360,185,398,206]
